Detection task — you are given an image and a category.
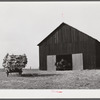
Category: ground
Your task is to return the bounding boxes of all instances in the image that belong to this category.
[0,69,100,89]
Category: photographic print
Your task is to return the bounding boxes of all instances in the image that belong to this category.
[0,1,100,92]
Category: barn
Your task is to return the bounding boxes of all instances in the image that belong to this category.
[38,22,100,71]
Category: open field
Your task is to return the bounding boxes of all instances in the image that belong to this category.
[0,69,100,89]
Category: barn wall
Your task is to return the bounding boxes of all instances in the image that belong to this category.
[39,43,47,70]
[39,24,96,70]
[96,41,100,69]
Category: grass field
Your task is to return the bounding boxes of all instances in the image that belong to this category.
[0,69,100,89]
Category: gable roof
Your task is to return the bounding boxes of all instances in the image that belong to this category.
[37,22,99,46]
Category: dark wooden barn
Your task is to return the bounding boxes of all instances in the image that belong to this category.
[38,22,100,71]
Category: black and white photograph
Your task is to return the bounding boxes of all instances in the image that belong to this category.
[0,1,100,94]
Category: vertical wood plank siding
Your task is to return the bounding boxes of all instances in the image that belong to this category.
[38,23,98,70]
[96,41,100,69]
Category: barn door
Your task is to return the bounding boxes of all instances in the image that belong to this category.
[72,53,83,70]
[47,55,56,71]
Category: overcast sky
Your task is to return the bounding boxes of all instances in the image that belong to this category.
[0,2,100,69]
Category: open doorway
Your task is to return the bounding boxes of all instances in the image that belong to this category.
[56,54,72,70]
[47,53,83,71]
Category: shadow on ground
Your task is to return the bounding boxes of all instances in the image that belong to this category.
[21,73,60,77]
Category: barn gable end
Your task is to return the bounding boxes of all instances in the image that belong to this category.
[38,22,100,70]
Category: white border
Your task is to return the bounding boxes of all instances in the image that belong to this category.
[0,89,100,98]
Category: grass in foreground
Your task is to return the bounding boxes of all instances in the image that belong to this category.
[0,69,100,89]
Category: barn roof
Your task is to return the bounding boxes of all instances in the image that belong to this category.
[37,22,100,46]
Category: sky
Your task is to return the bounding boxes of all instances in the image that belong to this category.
[0,2,100,69]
